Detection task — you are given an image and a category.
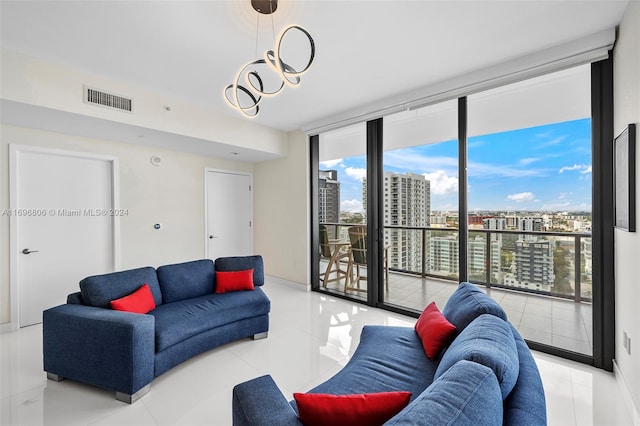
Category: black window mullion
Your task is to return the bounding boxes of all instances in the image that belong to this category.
[310,134,320,291]
[366,118,383,306]
[458,97,469,282]
[591,55,615,372]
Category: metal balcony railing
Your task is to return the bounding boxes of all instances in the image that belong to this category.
[320,222,592,303]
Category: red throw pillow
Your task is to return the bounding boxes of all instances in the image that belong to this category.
[414,301,457,360]
[215,269,254,293]
[110,283,156,314]
[293,391,411,426]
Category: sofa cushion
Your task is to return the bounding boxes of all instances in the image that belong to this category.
[216,269,255,293]
[504,324,547,425]
[215,255,265,286]
[110,283,156,314]
[66,292,84,305]
[150,287,271,352]
[414,302,457,360]
[156,259,215,303]
[303,326,437,400]
[385,360,503,425]
[442,282,507,332]
[294,391,411,426]
[434,314,519,400]
[80,267,162,308]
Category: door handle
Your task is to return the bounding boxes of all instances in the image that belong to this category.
[209,235,220,239]
[22,248,39,255]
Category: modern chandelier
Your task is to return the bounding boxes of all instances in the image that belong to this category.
[224,0,315,118]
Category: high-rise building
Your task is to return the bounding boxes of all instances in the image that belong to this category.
[319,170,340,224]
[514,238,554,291]
[430,215,448,227]
[517,217,544,232]
[482,217,507,281]
[429,235,500,282]
[382,172,430,272]
[429,236,458,276]
[483,218,507,231]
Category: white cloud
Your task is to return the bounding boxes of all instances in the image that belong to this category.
[384,150,458,173]
[341,199,363,212]
[320,158,343,168]
[468,161,550,178]
[468,140,485,149]
[535,135,569,149]
[519,157,540,166]
[423,170,458,195]
[345,167,367,181]
[507,192,535,203]
[559,164,590,174]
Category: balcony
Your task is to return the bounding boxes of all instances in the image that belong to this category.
[319,223,593,355]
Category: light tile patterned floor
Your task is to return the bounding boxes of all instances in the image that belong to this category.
[0,280,632,425]
[321,266,593,355]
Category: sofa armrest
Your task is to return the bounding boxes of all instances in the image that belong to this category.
[43,304,155,396]
[233,375,302,426]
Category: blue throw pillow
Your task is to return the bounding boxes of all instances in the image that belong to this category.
[156,259,215,303]
[434,314,519,400]
[386,360,503,425]
[442,282,507,332]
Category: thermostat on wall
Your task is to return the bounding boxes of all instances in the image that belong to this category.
[150,156,162,167]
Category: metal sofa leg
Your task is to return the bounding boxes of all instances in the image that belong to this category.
[115,384,150,404]
[252,332,268,340]
[46,372,64,382]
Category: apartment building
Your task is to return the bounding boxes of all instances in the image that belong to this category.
[383,172,430,272]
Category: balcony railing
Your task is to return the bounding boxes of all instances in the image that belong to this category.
[320,222,592,303]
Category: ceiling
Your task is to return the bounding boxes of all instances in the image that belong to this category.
[0,0,629,135]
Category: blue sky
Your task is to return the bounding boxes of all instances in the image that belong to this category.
[320,118,592,213]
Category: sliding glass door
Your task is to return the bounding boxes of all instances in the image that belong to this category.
[311,59,613,368]
[467,65,593,356]
[381,100,459,311]
[316,123,369,301]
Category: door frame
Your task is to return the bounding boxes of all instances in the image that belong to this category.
[8,145,120,330]
[203,168,253,259]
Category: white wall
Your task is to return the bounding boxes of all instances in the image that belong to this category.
[254,131,310,287]
[0,47,295,328]
[0,125,254,325]
[1,49,287,158]
[613,0,640,417]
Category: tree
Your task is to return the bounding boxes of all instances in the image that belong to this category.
[552,245,572,296]
[501,251,513,271]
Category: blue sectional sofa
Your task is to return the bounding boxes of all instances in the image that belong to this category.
[43,255,269,403]
[232,282,546,425]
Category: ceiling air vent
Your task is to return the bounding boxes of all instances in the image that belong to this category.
[84,86,133,112]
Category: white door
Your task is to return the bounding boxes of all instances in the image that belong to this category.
[11,146,117,327]
[205,170,253,261]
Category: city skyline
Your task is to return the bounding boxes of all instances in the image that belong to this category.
[320,118,592,213]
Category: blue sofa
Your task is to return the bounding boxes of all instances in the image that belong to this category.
[232,282,546,425]
[43,255,270,403]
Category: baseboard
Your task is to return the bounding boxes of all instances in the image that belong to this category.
[265,274,310,292]
[613,359,640,425]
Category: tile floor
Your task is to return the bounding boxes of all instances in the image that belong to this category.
[322,267,593,355]
[0,279,633,425]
